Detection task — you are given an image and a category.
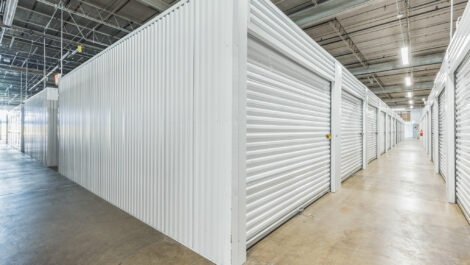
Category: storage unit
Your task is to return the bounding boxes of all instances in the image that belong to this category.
[455,55,470,222]
[23,88,59,167]
[57,1,405,263]
[245,34,332,247]
[379,111,386,154]
[432,102,439,164]
[367,105,377,163]
[389,116,392,150]
[438,89,447,181]
[340,91,363,181]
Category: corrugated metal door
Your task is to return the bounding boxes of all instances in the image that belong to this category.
[388,116,392,150]
[455,57,470,222]
[432,102,438,163]
[379,111,385,154]
[367,105,377,163]
[246,36,331,247]
[340,91,363,181]
[439,89,447,181]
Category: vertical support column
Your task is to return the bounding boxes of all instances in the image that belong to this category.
[446,73,456,203]
[331,62,342,192]
[362,93,367,169]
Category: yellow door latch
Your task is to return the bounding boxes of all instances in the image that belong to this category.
[326,134,332,140]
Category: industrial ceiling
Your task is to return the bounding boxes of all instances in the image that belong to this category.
[0,0,464,110]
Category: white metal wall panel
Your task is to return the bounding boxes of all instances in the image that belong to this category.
[59,1,239,264]
[455,57,470,222]
[367,105,377,163]
[343,69,366,99]
[24,88,59,167]
[367,90,379,107]
[7,105,22,150]
[386,115,390,150]
[439,89,447,181]
[246,35,331,247]
[432,102,439,163]
[249,0,335,82]
[379,111,385,154]
[340,91,363,181]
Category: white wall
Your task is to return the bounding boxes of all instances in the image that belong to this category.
[24,88,59,167]
[59,1,245,264]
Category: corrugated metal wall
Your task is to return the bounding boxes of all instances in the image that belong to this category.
[432,102,439,164]
[456,57,470,221]
[379,111,385,154]
[439,89,447,181]
[59,1,240,264]
[24,88,58,167]
[367,105,377,163]
[7,105,22,150]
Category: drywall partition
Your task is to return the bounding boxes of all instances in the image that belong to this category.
[59,1,247,264]
[24,87,59,167]
[7,105,22,150]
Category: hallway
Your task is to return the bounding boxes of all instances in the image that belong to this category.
[1,140,470,265]
[247,139,470,265]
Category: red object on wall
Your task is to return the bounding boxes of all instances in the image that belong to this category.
[420,129,423,137]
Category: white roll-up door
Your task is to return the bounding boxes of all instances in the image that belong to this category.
[367,105,377,163]
[379,111,385,154]
[438,89,447,181]
[430,111,434,160]
[246,36,331,247]
[455,57,470,222]
[385,115,392,150]
[432,102,438,163]
[340,91,363,182]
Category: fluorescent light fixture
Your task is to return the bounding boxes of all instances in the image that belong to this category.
[409,100,413,104]
[422,98,425,101]
[3,0,18,26]
[410,106,414,109]
[401,46,409,65]
[405,76,412,86]
[407,92,413,98]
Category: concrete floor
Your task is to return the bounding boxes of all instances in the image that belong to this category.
[1,139,470,265]
[247,139,470,265]
[0,143,211,265]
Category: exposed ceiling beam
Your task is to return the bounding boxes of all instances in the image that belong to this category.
[382,96,427,104]
[350,53,444,75]
[0,63,44,75]
[289,0,378,28]
[372,82,434,95]
[134,0,170,12]
[328,17,387,93]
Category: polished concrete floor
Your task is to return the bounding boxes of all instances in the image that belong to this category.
[2,140,470,265]
[0,143,211,265]
[247,139,470,265]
